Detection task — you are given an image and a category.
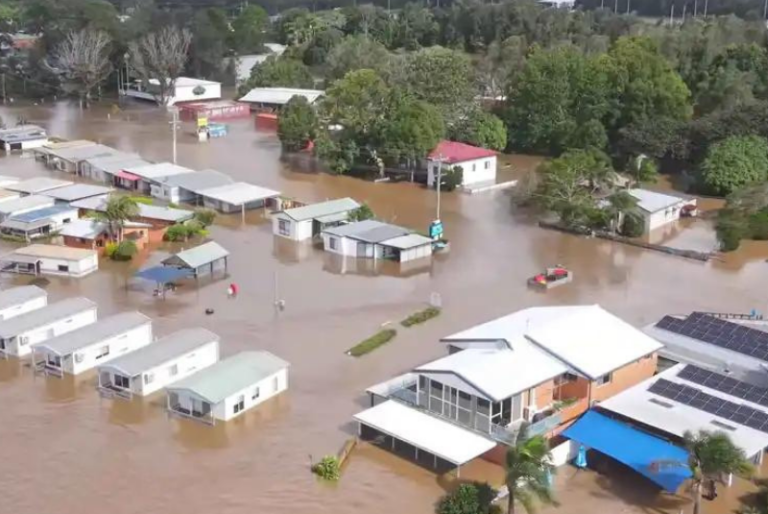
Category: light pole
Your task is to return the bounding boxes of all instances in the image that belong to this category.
[434,154,446,222]
[170,108,179,164]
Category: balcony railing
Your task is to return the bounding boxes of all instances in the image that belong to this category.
[527,412,562,438]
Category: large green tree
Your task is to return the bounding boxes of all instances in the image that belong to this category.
[450,108,507,151]
[378,92,445,167]
[278,96,318,152]
[326,35,392,81]
[700,135,768,196]
[231,5,268,54]
[505,430,556,514]
[93,195,139,242]
[400,46,475,118]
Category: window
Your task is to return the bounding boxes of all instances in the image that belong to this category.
[74,353,83,363]
[115,375,130,388]
[234,395,245,414]
[57,265,69,272]
[143,372,154,385]
[168,364,178,377]
[95,345,109,359]
[278,219,290,236]
[329,237,338,250]
[596,373,612,386]
[63,218,71,224]
[554,372,578,386]
[273,376,279,392]
[484,160,490,170]
[252,387,260,400]
[472,163,477,172]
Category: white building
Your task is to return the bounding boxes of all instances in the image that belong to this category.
[427,140,497,188]
[80,153,149,184]
[198,182,281,213]
[6,177,74,196]
[31,312,152,377]
[628,188,696,235]
[0,285,47,321]
[35,144,120,174]
[0,204,79,241]
[151,169,233,204]
[97,328,220,398]
[0,195,56,221]
[322,220,433,263]
[40,184,113,204]
[1,244,98,277]
[166,351,289,425]
[122,162,196,195]
[0,297,97,357]
[231,44,287,84]
[238,87,324,111]
[0,125,48,151]
[272,197,360,241]
[125,77,222,106]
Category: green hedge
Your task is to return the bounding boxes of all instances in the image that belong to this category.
[347,329,397,357]
[401,307,441,327]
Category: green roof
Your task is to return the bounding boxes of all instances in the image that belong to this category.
[280,198,360,222]
[167,351,289,404]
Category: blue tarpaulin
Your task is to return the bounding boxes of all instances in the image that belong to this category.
[134,266,192,283]
[562,410,692,492]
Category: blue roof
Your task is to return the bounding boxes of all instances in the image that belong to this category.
[562,410,692,492]
[10,204,76,222]
[134,266,193,283]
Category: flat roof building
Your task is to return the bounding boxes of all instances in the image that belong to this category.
[198,182,281,214]
[1,244,98,278]
[322,220,433,263]
[40,183,113,203]
[6,177,74,195]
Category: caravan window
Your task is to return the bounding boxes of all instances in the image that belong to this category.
[115,375,130,388]
[95,346,109,359]
[144,372,154,385]
[278,219,290,236]
[234,395,245,413]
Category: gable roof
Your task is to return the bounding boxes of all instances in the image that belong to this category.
[100,328,219,377]
[628,189,688,214]
[9,244,97,261]
[71,197,194,223]
[239,87,324,105]
[162,241,229,269]
[0,195,55,215]
[0,297,96,338]
[124,162,195,180]
[31,311,150,356]
[159,169,233,193]
[40,184,113,202]
[167,351,289,404]
[0,286,46,311]
[323,220,410,243]
[428,140,496,164]
[280,198,360,222]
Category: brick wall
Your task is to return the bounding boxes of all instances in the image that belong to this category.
[591,353,657,403]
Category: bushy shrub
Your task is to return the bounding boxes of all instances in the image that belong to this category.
[311,455,341,481]
[347,329,397,357]
[349,203,374,222]
[164,222,208,242]
[436,482,498,514]
[401,307,441,327]
[104,242,118,258]
[112,240,138,261]
[621,213,645,238]
[748,210,768,240]
[193,209,217,227]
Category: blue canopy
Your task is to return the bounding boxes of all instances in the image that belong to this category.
[562,410,692,492]
[134,266,192,283]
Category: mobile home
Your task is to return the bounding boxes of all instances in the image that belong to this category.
[166,351,289,424]
[31,311,152,376]
[98,328,220,398]
[0,125,48,151]
[0,297,97,357]
[272,197,360,241]
[0,285,47,321]
[1,244,98,277]
[198,182,281,213]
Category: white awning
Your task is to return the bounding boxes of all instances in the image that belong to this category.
[354,400,496,465]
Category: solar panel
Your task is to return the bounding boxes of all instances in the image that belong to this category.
[649,378,768,434]
[677,364,768,409]
[655,313,768,363]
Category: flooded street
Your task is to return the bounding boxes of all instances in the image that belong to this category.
[1,100,768,514]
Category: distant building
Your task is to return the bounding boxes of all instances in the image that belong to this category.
[231,44,287,84]
[0,286,47,321]
[59,219,151,255]
[0,204,79,241]
[123,77,222,106]
[427,140,497,188]
[239,87,324,112]
[0,125,48,151]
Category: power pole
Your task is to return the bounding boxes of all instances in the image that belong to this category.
[764,0,767,21]
[170,108,179,164]
[614,0,618,13]
[2,73,6,105]
[694,0,698,16]
[704,0,709,15]
[670,3,674,24]
[433,154,446,222]
[626,0,630,14]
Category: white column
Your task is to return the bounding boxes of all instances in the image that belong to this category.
[727,472,733,487]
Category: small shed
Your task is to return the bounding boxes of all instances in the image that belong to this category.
[162,241,229,279]
[123,162,196,195]
[0,204,79,241]
[40,183,113,203]
[322,220,433,263]
[1,244,98,277]
[428,140,497,188]
[198,182,281,214]
[0,195,56,222]
[151,169,233,204]
[31,311,153,377]
[0,285,47,321]
[7,177,74,196]
[125,77,222,105]
[273,197,360,241]
[628,189,697,235]
[166,350,289,424]
[0,297,97,357]
[178,100,250,122]
[59,219,150,254]
[0,125,48,151]
[80,152,146,183]
[239,87,324,112]
[97,328,220,398]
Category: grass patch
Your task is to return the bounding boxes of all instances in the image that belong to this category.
[401,307,441,328]
[129,196,154,205]
[347,328,397,357]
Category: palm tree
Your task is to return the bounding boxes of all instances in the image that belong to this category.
[92,195,139,243]
[606,190,638,234]
[505,428,556,514]
[652,430,753,514]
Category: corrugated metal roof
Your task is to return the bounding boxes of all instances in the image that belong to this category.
[0,297,96,338]
[239,87,324,105]
[380,233,433,250]
[162,241,229,269]
[84,154,149,174]
[11,244,97,261]
[0,217,49,231]
[9,204,77,223]
[71,197,194,222]
[125,162,195,180]
[100,328,219,376]
[58,219,108,239]
[628,189,688,214]
[40,184,113,202]
[160,169,233,193]
[0,189,19,200]
[47,144,119,162]
[323,220,409,243]
[32,311,150,356]
[167,351,289,404]
[281,198,360,222]
[0,285,46,311]
[198,182,280,205]
[0,195,55,215]
[6,177,74,194]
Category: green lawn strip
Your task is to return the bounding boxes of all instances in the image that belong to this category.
[347,328,397,357]
[401,307,441,328]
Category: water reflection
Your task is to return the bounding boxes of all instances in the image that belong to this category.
[106,395,164,426]
[322,253,433,278]
[0,357,24,382]
[39,372,94,403]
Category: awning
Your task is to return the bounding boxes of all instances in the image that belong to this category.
[134,266,192,283]
[115,170,141,181]
[353,400,496,465]
[563,410,692,492]
[314,212,349,224]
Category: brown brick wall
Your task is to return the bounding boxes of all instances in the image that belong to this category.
[591,353,657,403]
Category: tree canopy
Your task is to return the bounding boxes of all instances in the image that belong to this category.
[701,135,768,195]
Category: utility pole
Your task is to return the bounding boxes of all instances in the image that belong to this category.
[433,154,446,222]
[170,108,179,164]
[682,2,687,19]
[694,0,698,16]
[2,73,6,105]
[626,0,630,14]
[670,3,675,25]
[704,0,709,15]
[764,0,767,21]
[614,0,618,13]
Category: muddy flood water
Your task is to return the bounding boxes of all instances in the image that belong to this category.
[1,100,768,514]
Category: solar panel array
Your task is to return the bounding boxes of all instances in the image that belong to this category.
[655,312,768,361]
[678,365,768,408]
[648,378,768,433]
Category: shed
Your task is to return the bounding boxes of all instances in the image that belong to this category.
[0,204,79,241]
[322,220,433,263]
[0,195,56,221]
[628,189,696,235]
[80,152,146,183]
[98,328,220,398]
[31,311,153,377]
[0,125,48,151]
[1,244,98,277]
[273,197,360,241]
[123,162,196,195]
[151,169,233,204]
[6,177,74,195]
[197,182,281,214]
[0,297,97,357]
[178,101,250,122]
[40,183,113,203]
[239,87,324,111]
[166,351,289,424]
[0,285,47,321]
[428,140,497,188]
[162,241,229,279]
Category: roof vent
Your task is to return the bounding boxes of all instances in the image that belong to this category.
[710,420,737,431]
[649,398,674,409]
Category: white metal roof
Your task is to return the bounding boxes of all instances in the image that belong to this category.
[628,189,688,214]
[0,195,55,215]
[162,241,229,269]
[239,87,324,105]
[600,364,768,458]
[354,400,496,465]
[124,162,196,180]
[40,184,113,202]
[280,198,360,222]
[381,234,433,250]
[0,175,19,188]
[6,177,74,194]
[71,197,194,223]
[198,182,280,206]
[416,346,567,401]
[11,244,97,261]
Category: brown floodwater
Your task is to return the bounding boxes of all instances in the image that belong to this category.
[1,99,768,514]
